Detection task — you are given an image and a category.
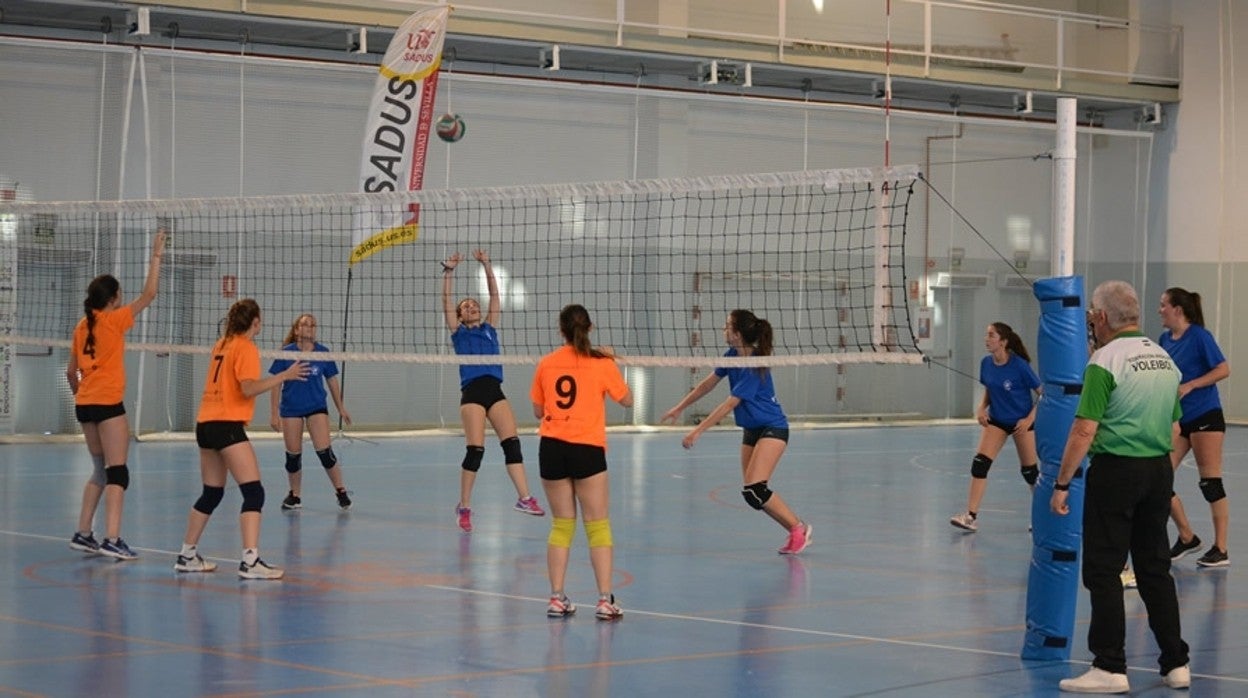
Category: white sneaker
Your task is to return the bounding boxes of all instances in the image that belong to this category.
[238,558,284,580]
[1163,665,1190,689]
[1059,667,1129,693]
[174,553,218,573]
[594,594,623,620]
[949,512,977,532]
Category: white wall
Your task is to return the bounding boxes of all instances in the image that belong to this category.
[1145,1,1246,419]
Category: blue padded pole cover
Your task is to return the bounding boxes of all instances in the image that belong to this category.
[1022,275,1089,660]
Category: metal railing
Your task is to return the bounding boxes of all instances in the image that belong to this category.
[427,0,1181,88]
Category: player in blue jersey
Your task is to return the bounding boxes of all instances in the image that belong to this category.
[950,322,1042,533]
[661,309,811,555]
[442,249,544,533]
[1159,287,1232,567]
[268,313,353,511]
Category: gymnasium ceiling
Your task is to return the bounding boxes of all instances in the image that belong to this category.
[0,0,1179,126]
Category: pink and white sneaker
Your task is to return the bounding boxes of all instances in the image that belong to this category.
[778,523,812,555]
[547,593,576,617]
[595,594,623,620]
[455,505,473,533]
[514,496,546,516]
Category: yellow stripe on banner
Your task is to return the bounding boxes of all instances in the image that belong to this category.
[378,58,441,84]
[349,222,420,266]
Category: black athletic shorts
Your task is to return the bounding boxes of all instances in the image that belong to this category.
[75,402,126,424]
[987,418,1036,434]
[196,421,249,451]
[1179,408,1225,438]
[539,436,607,480]
[742,426,790,446]
[460,376,507,410]
[287,407,329,420]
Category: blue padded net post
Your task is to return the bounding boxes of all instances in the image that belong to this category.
[1022,275,1089,660]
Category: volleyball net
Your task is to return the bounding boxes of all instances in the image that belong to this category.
[0,165,923,432]
[1,166,922,364]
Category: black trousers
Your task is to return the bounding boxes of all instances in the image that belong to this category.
[1082,453,1189,675]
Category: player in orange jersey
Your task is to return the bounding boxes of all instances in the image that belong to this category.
[66,229,166,560]
[173,299,309,579]
[531,304,632,620]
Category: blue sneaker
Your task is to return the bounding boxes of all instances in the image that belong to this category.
[70,531,101,554]
[99,538,138,561]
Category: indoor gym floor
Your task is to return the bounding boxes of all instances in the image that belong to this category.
[1,423,1245,697]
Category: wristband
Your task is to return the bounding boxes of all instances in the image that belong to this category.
[440,261,453,272]
[1053,481,1070,491]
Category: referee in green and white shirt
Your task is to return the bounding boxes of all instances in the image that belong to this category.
[1051,280,1191,693]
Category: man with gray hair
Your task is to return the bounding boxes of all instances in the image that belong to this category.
[1051,280,1190,693]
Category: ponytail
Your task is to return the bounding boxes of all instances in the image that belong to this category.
[222,299,261,341]
[1165,287,1205,327]
[730,309,773,376]
[991,321,1031,363]
[81,275,120,359]
[559,304,610,358]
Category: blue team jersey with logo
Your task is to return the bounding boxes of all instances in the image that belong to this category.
[451,322,504,390]
[979,353,1040,424]
[1159,324,1225,422]
[269,342,339,418]
[713,348,788,429]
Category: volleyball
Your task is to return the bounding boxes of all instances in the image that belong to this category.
[435,113,466,143]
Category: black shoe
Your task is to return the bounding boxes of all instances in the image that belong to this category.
[336,488,352,510]
[1170,534,1202,560]
[281,491,302,510]
[1196,546,1229,568]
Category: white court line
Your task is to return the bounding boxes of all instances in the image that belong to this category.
[425,584,1248,684]
[4,529,232,565]
[7,527,1242,686]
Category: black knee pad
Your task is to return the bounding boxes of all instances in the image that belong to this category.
[1020,464,1039,486]
[193,485,226,515]
[316,447,338,470]
[500,436,524,465]
[741,481,773,510]
[239,480,265,513]
[1199,478,1227,503]
[104,464,130,490]
[462,446,485,473]
[971,454,993,479]
[284,451,302,474]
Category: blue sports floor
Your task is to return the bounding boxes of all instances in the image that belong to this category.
[1,423,1245,697]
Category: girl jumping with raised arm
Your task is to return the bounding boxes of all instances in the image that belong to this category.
[442,249,543,532]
